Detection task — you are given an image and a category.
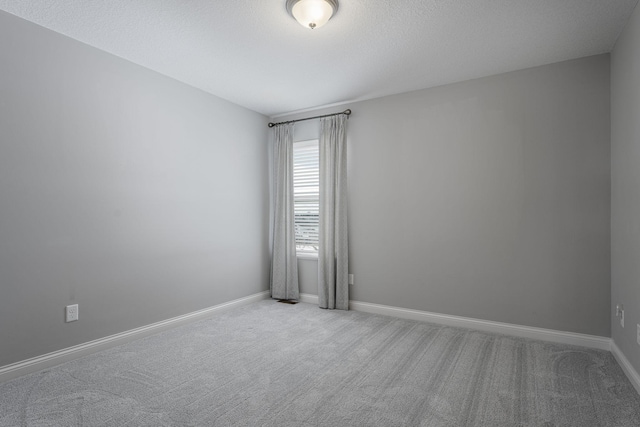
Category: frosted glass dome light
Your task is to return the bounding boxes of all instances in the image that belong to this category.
[286,0,339,30]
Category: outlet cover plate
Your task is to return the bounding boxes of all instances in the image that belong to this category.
[66,304,78,322]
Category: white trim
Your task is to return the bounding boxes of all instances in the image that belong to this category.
[299,293,319,304]
[611,341,640,395]
[350,300,610,350]
[0,291,270,383]
[299,293,610,350]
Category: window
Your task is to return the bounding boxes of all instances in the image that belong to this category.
[293,139,319,254]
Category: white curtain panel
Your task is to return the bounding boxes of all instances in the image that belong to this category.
[270,123,299,300]
[318,115,349,310]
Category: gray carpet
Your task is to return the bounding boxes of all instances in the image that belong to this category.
[1,300,639,426]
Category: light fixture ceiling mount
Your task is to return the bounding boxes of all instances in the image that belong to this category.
[286,0,339,30]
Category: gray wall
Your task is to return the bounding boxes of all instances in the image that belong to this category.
[612,4,640,372]
[0,11,270,367]
[283,55,611,337]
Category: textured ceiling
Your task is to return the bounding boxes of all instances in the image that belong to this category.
[0,0,638,116]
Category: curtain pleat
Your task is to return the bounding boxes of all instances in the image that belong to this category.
[318,115,349,310]
[270,123,299,300]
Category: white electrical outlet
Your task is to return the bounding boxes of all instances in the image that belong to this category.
[348,274,354,285]
[621,308,625,328]
[66,304,78,322]
[637,324,640,346]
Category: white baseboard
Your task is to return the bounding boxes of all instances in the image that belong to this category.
[299,293,319,305]
[3,291,623,387]
[611,341,640,395]
[0,290,270,383]
[299,293,610,350]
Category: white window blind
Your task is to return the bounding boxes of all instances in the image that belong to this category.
[293,140,319,253]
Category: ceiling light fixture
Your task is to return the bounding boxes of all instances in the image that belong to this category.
[286,0,339,30]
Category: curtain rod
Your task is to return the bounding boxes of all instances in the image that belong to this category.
[267,109,351,128]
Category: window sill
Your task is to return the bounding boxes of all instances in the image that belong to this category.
[297,252,318,260]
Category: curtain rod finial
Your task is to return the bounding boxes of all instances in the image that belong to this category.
[268,123,275,127]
